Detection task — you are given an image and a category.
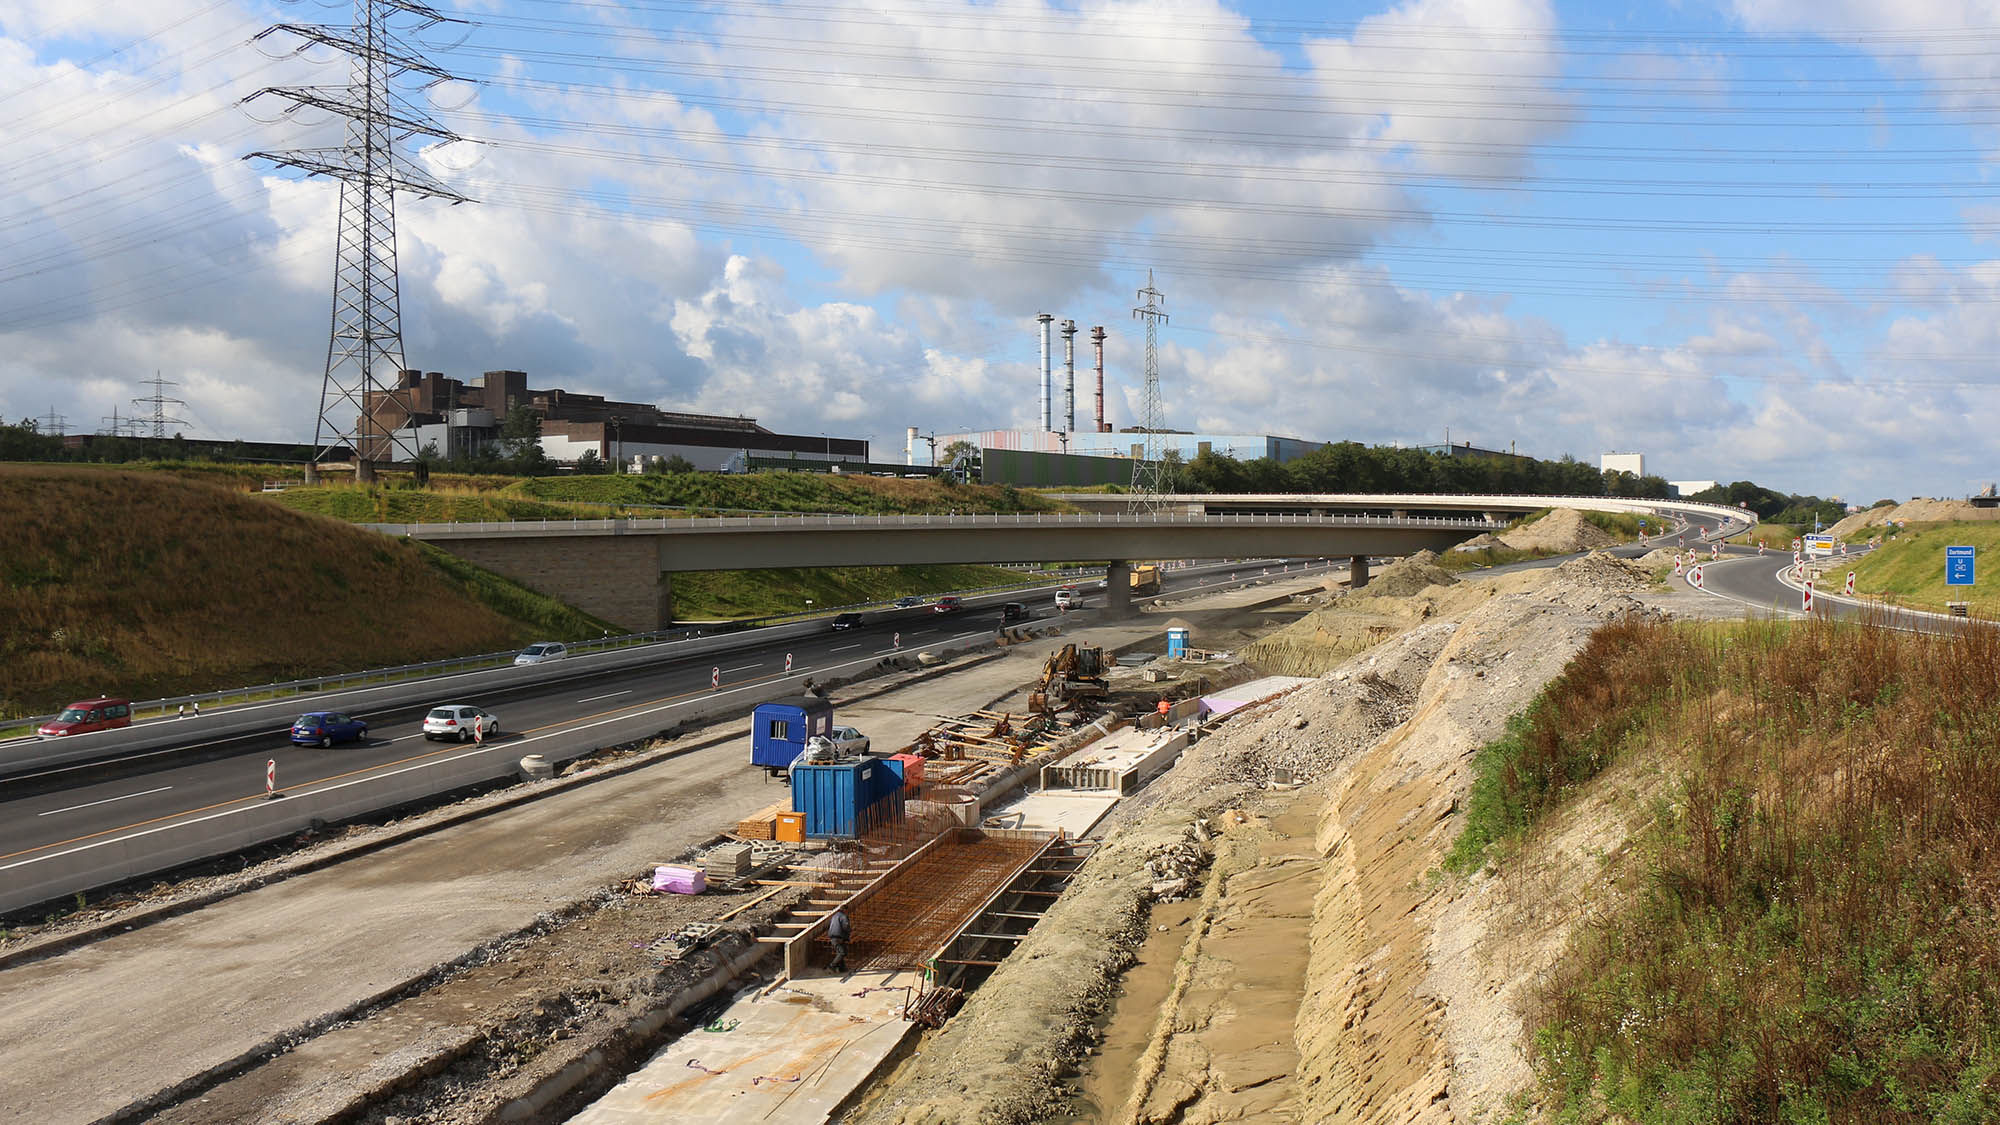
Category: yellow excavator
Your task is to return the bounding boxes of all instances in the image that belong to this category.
[1028,643,1109,715]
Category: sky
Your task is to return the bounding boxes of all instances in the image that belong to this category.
[3,0,1999,502]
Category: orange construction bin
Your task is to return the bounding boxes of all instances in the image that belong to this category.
[890,753,927,790]
[775,811,806,844]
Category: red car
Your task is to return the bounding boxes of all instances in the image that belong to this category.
[38,697,134,737]
[932,595,964,614]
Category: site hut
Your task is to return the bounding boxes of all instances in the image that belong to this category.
[750,696,836,777]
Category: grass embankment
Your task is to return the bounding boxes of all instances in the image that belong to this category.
[1729,522,1799,549]
[1514,507,1649,539]
[1849,522,2000,615]
[1451,615,2000,1122]
[674,563,1035,619]
[0,466,611,718]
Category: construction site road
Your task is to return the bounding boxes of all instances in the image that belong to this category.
[0,571,1331,1125]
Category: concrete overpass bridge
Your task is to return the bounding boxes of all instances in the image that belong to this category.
[365,511,1498,630]
[1053,491,1746,527]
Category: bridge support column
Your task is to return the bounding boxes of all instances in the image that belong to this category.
[1391,509,1408,519]
[423,531,674,632]
[1105,560,1134,618]
[1484,511,1505,524]
[1349,555,1370,590]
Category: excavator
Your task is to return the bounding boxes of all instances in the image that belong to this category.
[1027,642,1109,715]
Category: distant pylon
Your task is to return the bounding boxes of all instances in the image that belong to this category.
[132,372,191,438]
[1129,271,1171,511]
[243,0,471,480]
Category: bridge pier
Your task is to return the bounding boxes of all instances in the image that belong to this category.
[1105,560,1134,618]
[426,529,673,632]
[1349,555,1370,590]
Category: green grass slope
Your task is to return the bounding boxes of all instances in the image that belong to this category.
[1849,521,2000,614]
[673,563,1038,619]
[0,465,610,717]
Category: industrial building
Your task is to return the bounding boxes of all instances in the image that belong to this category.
[357,369,867,468]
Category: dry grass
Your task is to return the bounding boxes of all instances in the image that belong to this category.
[1512,614,2000,1122]
[0,465,586,716]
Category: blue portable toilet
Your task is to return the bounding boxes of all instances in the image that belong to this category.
[751,696,835,775]
[792,758,904,838]
[1166,626,1190,657]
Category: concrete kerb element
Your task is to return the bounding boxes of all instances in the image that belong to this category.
[0,644,1011,968]
[495,934,776,1123]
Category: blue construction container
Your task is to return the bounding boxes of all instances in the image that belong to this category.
[792,758,905,838]
[750,696,835,773]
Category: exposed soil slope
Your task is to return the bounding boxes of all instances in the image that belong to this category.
[1498,507,1619,553]
[1828,497,2000,536]
[0,465,591,716]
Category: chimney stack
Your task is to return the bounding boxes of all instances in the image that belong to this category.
[906,426,918,466]
[1060,319,1077,434]
[1091,326,1108,432]
[1036,313,1054,433]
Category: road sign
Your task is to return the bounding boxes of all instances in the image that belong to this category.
[1947,545,1976,586]
[1804,533,1835,557]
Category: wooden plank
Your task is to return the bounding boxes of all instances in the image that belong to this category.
[716,885,790,922]
[937,958,1002,967]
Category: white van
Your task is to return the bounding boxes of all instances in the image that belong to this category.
[1054,588,1078,610]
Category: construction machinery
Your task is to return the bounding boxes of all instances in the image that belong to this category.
[1028,643,1109,716]
[1130,563,1162,595]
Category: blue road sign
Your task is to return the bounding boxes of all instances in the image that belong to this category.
[1947,545,1976,586]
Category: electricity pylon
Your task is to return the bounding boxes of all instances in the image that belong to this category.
[1129,271,1171,512]
[243,0,470,480]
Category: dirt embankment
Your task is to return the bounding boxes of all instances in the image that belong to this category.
[856,552,1673,1124]
[1498,507,1619,553]
[1828,498,2000,537]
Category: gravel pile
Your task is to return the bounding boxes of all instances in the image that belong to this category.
[1499,507,1619,553]
[1144,835,1211,902]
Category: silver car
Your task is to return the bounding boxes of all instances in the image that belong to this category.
[423,704,500,742]
[514,642,567,666]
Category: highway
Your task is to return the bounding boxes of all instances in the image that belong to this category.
[0,561,1334,910]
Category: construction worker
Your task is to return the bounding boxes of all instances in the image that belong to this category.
[827,907,851,972]
[1157,697,1172,717]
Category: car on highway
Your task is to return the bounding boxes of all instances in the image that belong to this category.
[1054,588,1078,610]
[1001,601,1029,622]
[932,595,964,614]
[830,612,865,629]
[423,704,500,742]
[513,642,568,666]
[37,697,133,738]
[290,711,368,747]
[891,595,926,609]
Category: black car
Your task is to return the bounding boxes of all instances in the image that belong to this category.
[891,596,925,609]
[831,612,864,629]
[1001,602,1029,622]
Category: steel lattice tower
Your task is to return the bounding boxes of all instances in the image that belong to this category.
[132,373,191,438]
[1129,271,1171,511]
[244,0,470,480]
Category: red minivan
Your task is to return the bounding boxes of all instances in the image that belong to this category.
[37,697,133,737]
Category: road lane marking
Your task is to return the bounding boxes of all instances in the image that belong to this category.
[38,786,173,817]
[831,644,861,652]
[576,690,632,704]
[723,663,763,673]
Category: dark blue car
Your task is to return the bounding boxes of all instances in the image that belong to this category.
[290,711,368,747]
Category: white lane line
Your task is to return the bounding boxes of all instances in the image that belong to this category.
[724,663,763,673]
[576,690,632,704]
[39,786,173,817]
[831,644,861,652]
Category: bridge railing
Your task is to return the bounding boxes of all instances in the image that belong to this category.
[361,511,1502,536]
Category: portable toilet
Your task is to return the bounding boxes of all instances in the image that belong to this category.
[751,696,836,775]
[1166,626,1190,657]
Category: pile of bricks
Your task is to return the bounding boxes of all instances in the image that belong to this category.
[735,801,788,840]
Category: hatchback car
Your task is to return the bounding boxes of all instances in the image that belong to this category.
[37,697,133,737]
[1001,601,1029,622]
[932,595,964,614]
[423,704,500,742]
[1054,589,1078,610]
[891,595,925,609]
[830,613,865,630]
[290,711,368,747]
[514,642,567,665]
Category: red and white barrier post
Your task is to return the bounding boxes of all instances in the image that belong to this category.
[1804,579,1814,613]
[785,652,793,673]
[1691,564,1704,589]
[1846,572,1856,596]
[893,632,901,649]
[265,759,276,799]
[710,667,720,689]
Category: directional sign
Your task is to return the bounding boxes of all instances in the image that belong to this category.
[1803,533,1835,557]
[1947,545,1976,587]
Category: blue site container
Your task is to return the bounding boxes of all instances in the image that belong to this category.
[750,697,835,772]
[1166,627,1190,657]
[792,758,904,838]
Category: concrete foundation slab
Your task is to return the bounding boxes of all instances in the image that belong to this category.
[569,969,921,1125]
[982,790,1120,837]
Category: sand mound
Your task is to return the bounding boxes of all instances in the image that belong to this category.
[1499,507,1619,554]
[1353,550,1458,599]
[1450,532,1503,552]
[1829,498,2000,537]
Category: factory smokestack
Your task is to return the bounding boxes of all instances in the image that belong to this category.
[905,426,918,466]
[1036,313,1054,433]
[1060,319,1077,434]
[1091,325,1108,432]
